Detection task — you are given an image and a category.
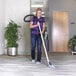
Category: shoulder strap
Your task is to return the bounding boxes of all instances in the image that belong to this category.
[33,16,38,22]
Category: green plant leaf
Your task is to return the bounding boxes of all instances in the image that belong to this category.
[4,20,21,47]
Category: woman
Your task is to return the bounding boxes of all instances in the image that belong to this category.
[30,8,46,64]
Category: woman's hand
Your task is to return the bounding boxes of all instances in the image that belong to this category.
[36,22,40,27]
[30,21,40,28]
[41,31,44,34]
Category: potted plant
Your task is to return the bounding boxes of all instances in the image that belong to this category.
[68,35,76,51]
[5,20,21,56]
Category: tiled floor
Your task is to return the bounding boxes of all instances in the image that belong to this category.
[0,53,76,76]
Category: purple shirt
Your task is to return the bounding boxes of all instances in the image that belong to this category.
[30,16,46,34]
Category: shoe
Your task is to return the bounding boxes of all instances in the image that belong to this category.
[36,61,41,64]
[32,60,35,63]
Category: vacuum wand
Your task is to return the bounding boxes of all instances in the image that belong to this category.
[38,25,55,68]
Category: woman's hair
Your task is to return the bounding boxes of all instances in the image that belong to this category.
[36,8,42,16]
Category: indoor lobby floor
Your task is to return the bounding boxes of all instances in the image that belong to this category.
[0,53,76,76]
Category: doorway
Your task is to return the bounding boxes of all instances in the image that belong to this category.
[52,11,69,52]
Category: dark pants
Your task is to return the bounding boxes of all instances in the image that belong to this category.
[31,34,42,62]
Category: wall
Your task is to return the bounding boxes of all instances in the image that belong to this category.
[5,0,31,55]
[1,0,76,54]
[47,0,76,51]
[0,0,5,55]
[0,0,31,55]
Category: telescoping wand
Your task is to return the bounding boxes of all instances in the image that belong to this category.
[38,25,55,68]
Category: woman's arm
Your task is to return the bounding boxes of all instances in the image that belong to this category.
[30,21,39,29]
[41,23,46,34]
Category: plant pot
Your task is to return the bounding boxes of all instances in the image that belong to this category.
[7,47,18,56]
[74,46,76,51]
